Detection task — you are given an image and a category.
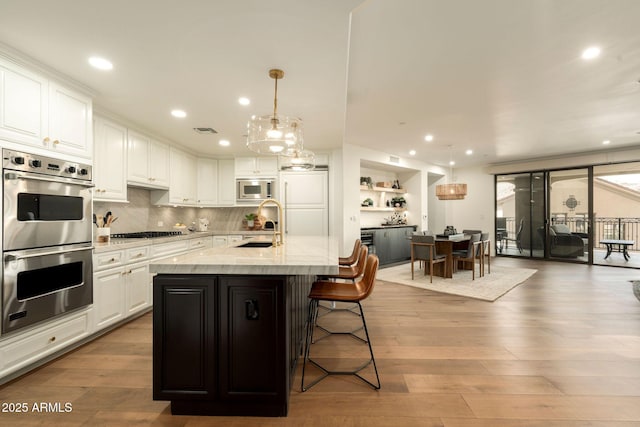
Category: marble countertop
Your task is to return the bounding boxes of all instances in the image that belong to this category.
[149,235,340,276]
[360,224,418,230]
[93,229,275,253]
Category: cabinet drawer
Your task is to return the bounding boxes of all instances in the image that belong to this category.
[94,250,124,271]
[126,246,150,262]
[151,240,190,258]
[0,310,90,374]
[189,237,212,250]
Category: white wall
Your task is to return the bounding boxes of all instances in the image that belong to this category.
[446,166,495,237]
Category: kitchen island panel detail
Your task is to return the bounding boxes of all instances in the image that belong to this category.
[219,277,285,401]
[153,276,216,401]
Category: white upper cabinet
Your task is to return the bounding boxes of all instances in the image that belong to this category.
[235,156,278,177]
[93,116,127,202]
[127,130,170,189]
[218,159,236,206]
[148,140,170,188]
[150,147,196,206]
[0,58,92,159]
[197,158,218,206]
[48,82,92,158]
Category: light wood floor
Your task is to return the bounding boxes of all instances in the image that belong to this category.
[1,257,640,426]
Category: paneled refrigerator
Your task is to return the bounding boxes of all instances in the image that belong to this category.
[279,170,328,236]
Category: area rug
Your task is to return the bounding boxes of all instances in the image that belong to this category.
[376,263,537,302]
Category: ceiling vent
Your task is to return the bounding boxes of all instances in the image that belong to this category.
[193,127,218,134]
[389,155,400,164]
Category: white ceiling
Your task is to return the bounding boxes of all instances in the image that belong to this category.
[1,0,639,168]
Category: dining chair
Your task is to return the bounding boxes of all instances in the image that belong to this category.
[339,239,362,266]
[301,254,381,391]
[480,232,490,276]
[452,233,482,280]
[410,234,446,283]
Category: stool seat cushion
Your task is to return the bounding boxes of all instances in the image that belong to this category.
[309,280,366,302]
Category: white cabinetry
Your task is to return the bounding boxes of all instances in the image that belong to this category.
[93,246,151,332]
[150,148,196,206]
[280,171,329,236]
[0,58,92,159]
[0,309,91,380]
[235,156,278,177]
[93,116,127,202]
[48,82,93,158]
[127,130,170,189]
[196,158,218,206]
[218,159,236,206]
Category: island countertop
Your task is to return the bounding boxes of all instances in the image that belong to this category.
[149,235,340,276]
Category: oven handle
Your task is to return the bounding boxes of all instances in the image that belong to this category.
[4,172,94,187]
[4,246,93,262]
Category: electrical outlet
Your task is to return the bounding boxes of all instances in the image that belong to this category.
[157,221,163,227]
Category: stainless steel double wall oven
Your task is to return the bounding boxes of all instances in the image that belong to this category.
[2,149,93,335]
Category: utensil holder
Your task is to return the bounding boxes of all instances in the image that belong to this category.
[96,227,111,243]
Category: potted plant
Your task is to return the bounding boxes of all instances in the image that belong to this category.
[245,213,257,228]
[391,196,406,208]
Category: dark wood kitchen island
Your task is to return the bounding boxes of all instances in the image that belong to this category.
[149,236,339,417]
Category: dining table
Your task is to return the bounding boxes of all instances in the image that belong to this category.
[433,235,471,278]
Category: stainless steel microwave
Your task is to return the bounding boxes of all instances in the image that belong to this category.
[236,179,274,202]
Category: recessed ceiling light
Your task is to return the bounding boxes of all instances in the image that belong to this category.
[88,56,113,70]
[449,160,455,166]
[238,97,250,106]
[581,46,601,60]
[602,140,611,145]
[409,150,416,156]
[219,139,230,147]
[465,149,473,155]
[171,109,187,118]
[424,134,434,142]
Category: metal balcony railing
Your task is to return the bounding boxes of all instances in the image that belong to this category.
[497,217,640,252]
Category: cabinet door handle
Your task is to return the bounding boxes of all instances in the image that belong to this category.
[245,299,259,320]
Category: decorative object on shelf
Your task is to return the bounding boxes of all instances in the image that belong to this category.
[360,176,373,188]
[436,145,467,200]
[392,179,400,189]
[280,149,315,170]
[247,69,303,156]
[391,196,406,207]
[377,181,392,188]
[382,212,407,225]
[362,198,374,207]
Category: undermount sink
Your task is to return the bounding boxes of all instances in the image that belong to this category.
[237,241,273,248]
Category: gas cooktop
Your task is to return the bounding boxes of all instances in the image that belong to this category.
[110,231,184,239]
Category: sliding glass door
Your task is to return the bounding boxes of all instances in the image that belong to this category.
[547,169,589,263]
[593,162,640,268]
[495,172,545,259]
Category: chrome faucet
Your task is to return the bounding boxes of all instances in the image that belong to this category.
[258,198,284,246]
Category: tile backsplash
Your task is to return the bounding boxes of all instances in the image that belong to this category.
[93,187,274,233]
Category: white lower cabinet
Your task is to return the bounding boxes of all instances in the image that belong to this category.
[93,266,126,330]
[0,308,91,380]
[125,262,151,316]
[93,247,151,333]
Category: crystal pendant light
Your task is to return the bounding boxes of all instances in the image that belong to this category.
[280,149,316,171]
[247,69,303,156]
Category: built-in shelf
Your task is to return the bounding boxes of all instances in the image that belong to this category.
[360,185,406,193]
[360,207,407,212]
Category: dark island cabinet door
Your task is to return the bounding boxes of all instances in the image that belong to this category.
[218,276,288,405]
[153,275,217,401]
